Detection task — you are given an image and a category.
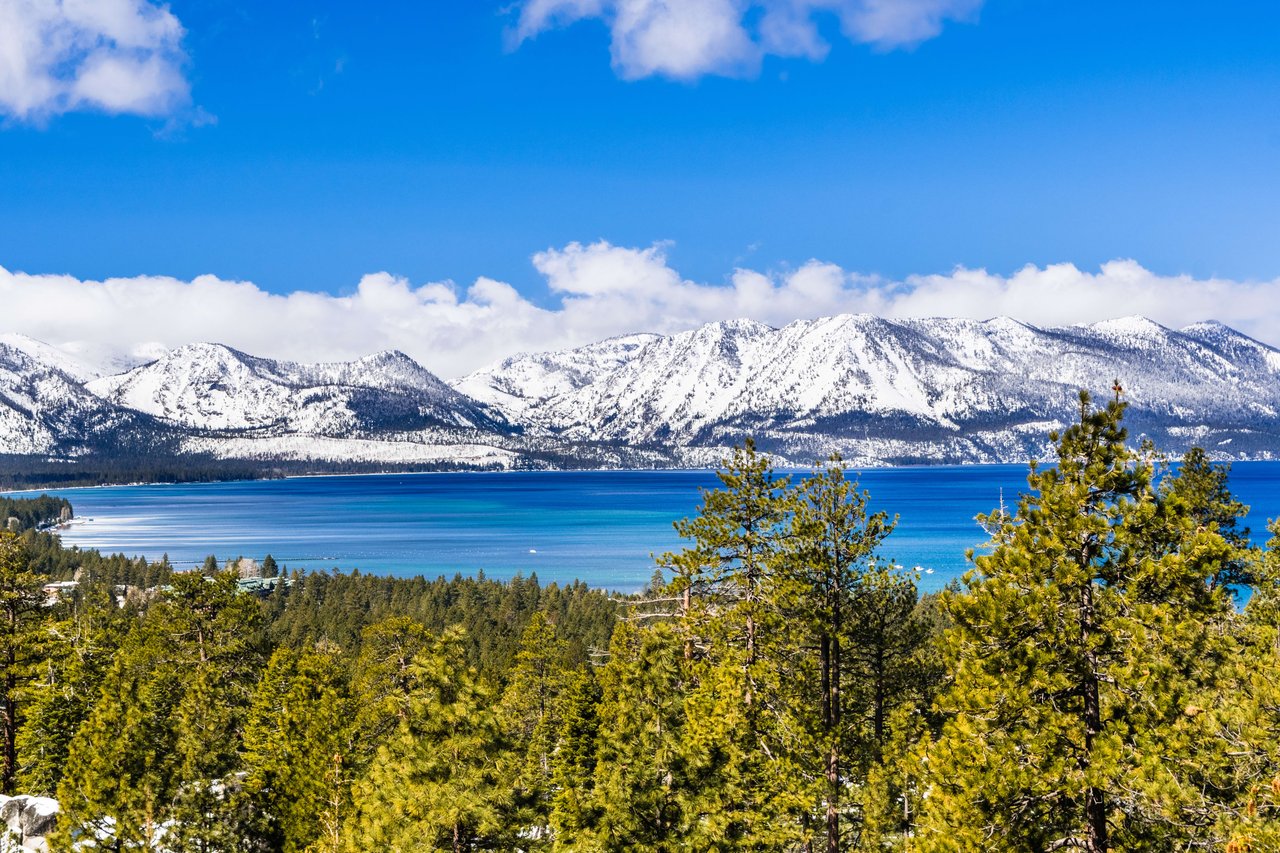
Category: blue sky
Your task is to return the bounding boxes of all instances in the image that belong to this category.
[1,1,1279,373]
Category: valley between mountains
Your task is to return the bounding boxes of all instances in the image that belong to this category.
[2,314,1278,473]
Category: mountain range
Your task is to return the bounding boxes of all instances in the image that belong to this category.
[1,315,1278,473]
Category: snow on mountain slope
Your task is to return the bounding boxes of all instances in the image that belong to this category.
[454,314,1280,463]
[88,344,508,438]
[0,334,102,383]
[4,316,1279,469]
[0,341,143,455]
[453,333,661,420]
[180,433,521,469]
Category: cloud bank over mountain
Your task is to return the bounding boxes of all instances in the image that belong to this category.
[512,0,984,79]
[3,242,1278,378]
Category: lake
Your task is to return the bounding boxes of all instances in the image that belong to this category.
[13,463,1280,592]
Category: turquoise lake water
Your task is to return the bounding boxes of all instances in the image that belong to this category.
[13,463,1280,593]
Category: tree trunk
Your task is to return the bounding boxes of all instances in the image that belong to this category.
[2,671,14,795]
[2,633,15,794]
[827,658,841,852]
[873,644,886,751]
[1079,581,1108,853]
[828,543,844,853]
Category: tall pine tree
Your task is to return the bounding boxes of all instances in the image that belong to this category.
[238,644,350,853]
[662,440,806,848]
[0,531,43,794]
[341,626,514,852]
[919,392,1243,852]
[781,456,901,851]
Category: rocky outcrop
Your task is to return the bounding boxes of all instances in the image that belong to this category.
[0,795,58,852]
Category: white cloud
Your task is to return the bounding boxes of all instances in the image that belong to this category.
[2,244,1279,379]
[512,0,983,80]
[0,0,189,121]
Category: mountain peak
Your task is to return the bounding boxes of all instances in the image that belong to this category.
[163,341,255,362]
[357,349,416,365]
[1085,316,1169,337]
[87,345,500,435]
[1180,320,1246,340]
[4,315,1279,470]
[0,334,103,383]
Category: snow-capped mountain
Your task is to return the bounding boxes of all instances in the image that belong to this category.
[0,334,102,383]
[453,315,1280,465]
[454,333,661,421]
[1,316,1278,472]
[88,344,507,437]
[0,341,152,456]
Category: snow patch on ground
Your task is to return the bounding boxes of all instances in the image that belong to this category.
[182,435,520,468]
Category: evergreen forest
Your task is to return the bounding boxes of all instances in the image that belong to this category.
[4,393,1280,851]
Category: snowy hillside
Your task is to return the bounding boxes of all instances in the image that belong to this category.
[0,340,149,456]
[1,316,1278,470]
[454,333,661,420]
[454,315,1280,464]
[0,333,101,383]
[88,344,508,437]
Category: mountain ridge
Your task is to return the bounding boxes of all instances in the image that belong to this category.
[0,315,1277,473]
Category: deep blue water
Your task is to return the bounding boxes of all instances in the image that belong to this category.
[11,463,1280,593]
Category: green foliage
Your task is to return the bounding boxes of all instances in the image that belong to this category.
[17,581,128,796]
[238,645,350,853]
[659,441,809,848]
[0,494,72,531]
[500,612,572,836]
[341,627,515,852]
[654,446,930,851]
[348,616,432,770]
[919,394,1247,852]
[6,402,1280,852]
[53,618,187,851]
[781,457,913,851]
[548,668,602,846]
[0,531,46,794]
[584,621,689,851]
[266,570,615,678]
[52,571,266,850]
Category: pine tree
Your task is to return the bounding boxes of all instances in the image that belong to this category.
[841,568,934,851]
[168,664,243,853]
[165,571,265,850]
[1200,519,1280,849]
[586,621,689,852]
[781,456,901,851]
[919,392,1243,852]
[53,620,185,851]
[663,438,791,682]
[660,440,805,847]
[349,615,431,770]
[500,612,570,840]
[238,644,350,853]
[549,668,603,847]
[54,569,265,850]
[17,627,107,798]
[341,626,514,852]
[0,531,44,794]
[1162,447,1253,588]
